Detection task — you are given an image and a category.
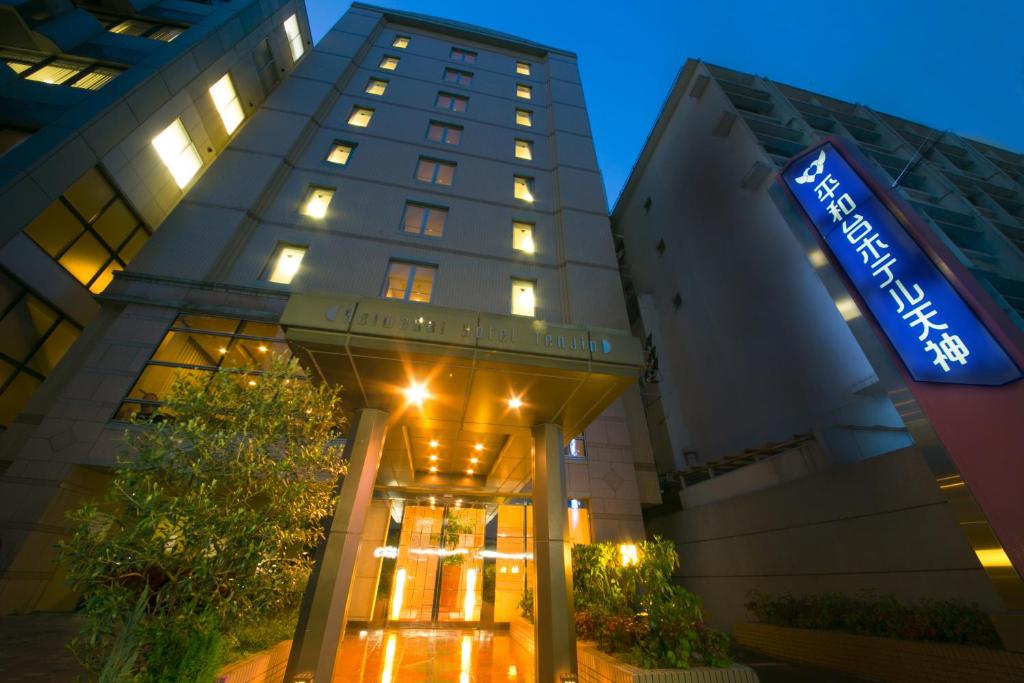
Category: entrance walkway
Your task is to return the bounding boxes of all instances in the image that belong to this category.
[333,629,521,683]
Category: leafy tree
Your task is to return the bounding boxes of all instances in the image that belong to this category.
[60,355,347,679]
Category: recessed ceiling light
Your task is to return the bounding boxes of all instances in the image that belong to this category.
[403,381,429,406]
[508,396,523,409]
[470,457,479,464]
[466,469,474,475]
[474,443,484,451]
[429,466,438,473]
[429,455,438,462]
[429,439,439,448]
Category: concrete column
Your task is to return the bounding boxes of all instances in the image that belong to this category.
[532,422,577,682]
[286,408,389,682]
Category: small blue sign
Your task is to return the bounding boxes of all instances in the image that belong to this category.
[782,142,1021,386]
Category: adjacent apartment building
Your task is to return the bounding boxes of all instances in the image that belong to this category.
[1,3,658,680]
[613,59,1024,648]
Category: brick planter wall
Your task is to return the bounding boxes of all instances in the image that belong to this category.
[215,639,291,683]
[511,616,758,682]
[735,622,1024,683]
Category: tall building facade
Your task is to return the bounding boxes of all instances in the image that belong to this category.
[0,3,657,679]
[0,0,313,434]
[613,59,1024,648]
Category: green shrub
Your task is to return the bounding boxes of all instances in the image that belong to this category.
[518,587,535,623]
[744,591,1003,648]
[219,608,299,666]
[565,536,730,669]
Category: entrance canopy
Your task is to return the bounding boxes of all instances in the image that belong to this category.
[280,294,641,494]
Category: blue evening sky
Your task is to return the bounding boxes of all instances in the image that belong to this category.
[305,0,1024,209]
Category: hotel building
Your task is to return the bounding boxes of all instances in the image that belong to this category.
[613,59,1024,650]
[0,4,659,681]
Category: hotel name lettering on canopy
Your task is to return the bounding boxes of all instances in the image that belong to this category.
[782,142,1021,386]
[293,296,627,363]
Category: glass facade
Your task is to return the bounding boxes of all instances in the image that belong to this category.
[114,315,289,420]
[23,168,151,294]
[0,269,81,429]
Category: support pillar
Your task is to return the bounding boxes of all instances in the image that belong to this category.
[532,423,577,682]
[285,408,389,682]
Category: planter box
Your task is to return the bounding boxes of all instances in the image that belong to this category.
[735,622,1024,683]
[216,639,291,683]
[511,616,757,683]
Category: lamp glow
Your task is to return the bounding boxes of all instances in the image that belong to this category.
[429,439,439,448]
[619,543,639,567]
[474,443,484,451]
[389,569,406,620]
[381,632,397,683]
[403,381,429,406]
[301,187,333,218]
[463,570,477,621]
[508,396,523,409]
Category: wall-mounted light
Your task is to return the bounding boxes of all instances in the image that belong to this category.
[404,381,429,406]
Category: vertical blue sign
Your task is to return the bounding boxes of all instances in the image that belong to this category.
[781,142,1021,386]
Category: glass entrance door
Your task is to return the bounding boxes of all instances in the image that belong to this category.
[386,504,487,624]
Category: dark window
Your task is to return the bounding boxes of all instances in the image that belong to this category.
[253,39,278,92]
[416,158,456,186]
[402,203,447,238]
[450,47,477,64]
[436,92,468,112]
[427,121,462,145]
[443,68,473,87]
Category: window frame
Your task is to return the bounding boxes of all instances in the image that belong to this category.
[449,47,477,64]
[209,72,244,134]
[382,260,437,303]
[516,83,532,100]
[113,315,290,422]
[426,120,463,146]
[435,91,469,113]
[516,61,531,76]
[514,138,533,161]
[392,35,410,48]
[261,242,307,285]
[511,278,536,317]
[379,55,400,71]
[415,157,456,186]
[401,202,449,239]
[365,78,388,96]
[443,67,473,87]
[565,433,587,459]
[283,14,304,63]
[515,109,533,127]
[513,175,535,202]
[347,106,374,128]
[300,185,335,218]
[1,47,122,90]
[325,140,357,167]
[512,220,535,254]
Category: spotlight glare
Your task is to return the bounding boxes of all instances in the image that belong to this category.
[508,396,523,409]
[474,443,484,451]
[403,381,429,406]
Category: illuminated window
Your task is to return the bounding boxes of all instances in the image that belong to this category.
[284,14,304,62]
[0,268,82,428]
[416,158,456,186]
[24,168,151,294]
[427,121,462,145]
[379,55,399,71]
[403,202,447,238]
[301,186,334,218]
[152,118,202,189]
[365,78,388,96]
[513,176,534,202]
[515,109,532,127]
[383,261,436,302]
[516,84,532,100]
[450,47,476,64]
[443,68,472,87]
[393,35,410,48]
[1,48,121,90]
[436,92,468,112]
[565,434,586,458]
[347,106,374,127]
[512,221,534,253]
[511,279,535,317]
[263,244,306,284]
[107,18,184,42]
[516,61,530,76]
[209,73,244,134]
[114,315,290,421]
[326,142,355,166]
[514,139,533,160]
